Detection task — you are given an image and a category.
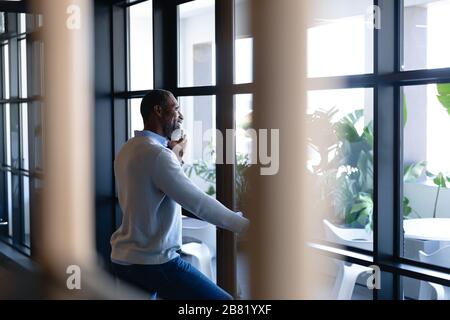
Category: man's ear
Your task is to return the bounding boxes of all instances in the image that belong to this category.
[154,105,163,117]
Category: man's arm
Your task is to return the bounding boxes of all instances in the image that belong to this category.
[152,148,249,234]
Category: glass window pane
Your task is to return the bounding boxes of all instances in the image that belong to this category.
[0,171,6,235]
[234,0,253,84]
[29,102,44,172]
[31,41,44,97]
[235,94,253,211]
[403,276,450,300]
[11,173,20,237]
[180,95,216,196]
[0,12,5,34]
[178,0,216,87]
[307,0,373,78]
[3,43,9,99]
[6,172,12,237]
[3,103,12,237]
[403,0,450,71]
[10,104,20,169]
[402,83,450,269]
[19,39,27,98]
[5,103,11,166]
[234,94,253,299]
[129,0,153,91]
[20,103,29,170]
[179,95,217,282]
[19,13,26,34]
[129,98,143,138]
[22,176,30,247]
[307,88,374,251]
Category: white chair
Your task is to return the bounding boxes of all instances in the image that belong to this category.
[418,246,450,300]
[323,219,373,300]
[180,242,213,280]
[182,216,216,258]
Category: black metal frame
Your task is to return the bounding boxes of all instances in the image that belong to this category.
[309,0,450,299]
[104,0,253,297]
[86,0,450,300]
[0,9,41,257]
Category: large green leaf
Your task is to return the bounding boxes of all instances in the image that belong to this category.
[437,83,450,116]
[433,173,448,188]
[362,122,374,148]
[403,197,412,217]
[350,202,368,213]
[404,161,427,182]
[345,211,358,225]
[335,110,365,143]
[335,119,360,143]
[437,83,450,95]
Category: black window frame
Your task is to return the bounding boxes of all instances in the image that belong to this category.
[105,0,450,300]
[308,0,450,300]
[110,0,254,297]
[0,4,44,257]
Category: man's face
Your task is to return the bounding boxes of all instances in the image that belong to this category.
[161,95,183,139]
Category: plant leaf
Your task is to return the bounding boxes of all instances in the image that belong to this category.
[350,202,367,213]
[403,161,427,182]
[403,197,412,217]
[437,83,450,95]
[362,122,374,148]
[433,173,447,188]
[404,95,408,127]
[425,170,436,178]
[437,83,450,116]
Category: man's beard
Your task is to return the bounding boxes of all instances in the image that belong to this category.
[164,121,179,139]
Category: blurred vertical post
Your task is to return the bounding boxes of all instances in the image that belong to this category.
[248,0,326,298]
[31,0,95,290]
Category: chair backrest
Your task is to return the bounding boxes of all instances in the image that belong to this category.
[323,219,373,251]
[419,245,450,268]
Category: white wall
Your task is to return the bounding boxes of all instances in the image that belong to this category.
[405,182,450,218]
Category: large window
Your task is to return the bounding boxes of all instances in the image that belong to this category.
[307,0,373,78]
[403,0,450,71]
[0,12,43,254]
[308,0,450,300]
[113,0,450,300]
[178,0,216,88]
[113,0,254,297]
[128,0,153,91]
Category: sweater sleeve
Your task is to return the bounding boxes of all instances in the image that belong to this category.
[152,148,249,234]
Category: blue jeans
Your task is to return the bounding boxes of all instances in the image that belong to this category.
[112,256,233,300]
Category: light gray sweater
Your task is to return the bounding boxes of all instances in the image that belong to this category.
[110,133,249,265]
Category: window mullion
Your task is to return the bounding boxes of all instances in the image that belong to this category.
[373,0,403,300]
[215,0,237,297]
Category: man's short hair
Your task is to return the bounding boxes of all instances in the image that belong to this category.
[140,89,173,123]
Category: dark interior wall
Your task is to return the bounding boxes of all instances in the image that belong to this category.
[94,0,115,271]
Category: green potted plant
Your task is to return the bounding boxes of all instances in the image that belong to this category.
[307,107,426,231]
[184,146,251,209]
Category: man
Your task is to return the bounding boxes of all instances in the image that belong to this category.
[111,89,249,300]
